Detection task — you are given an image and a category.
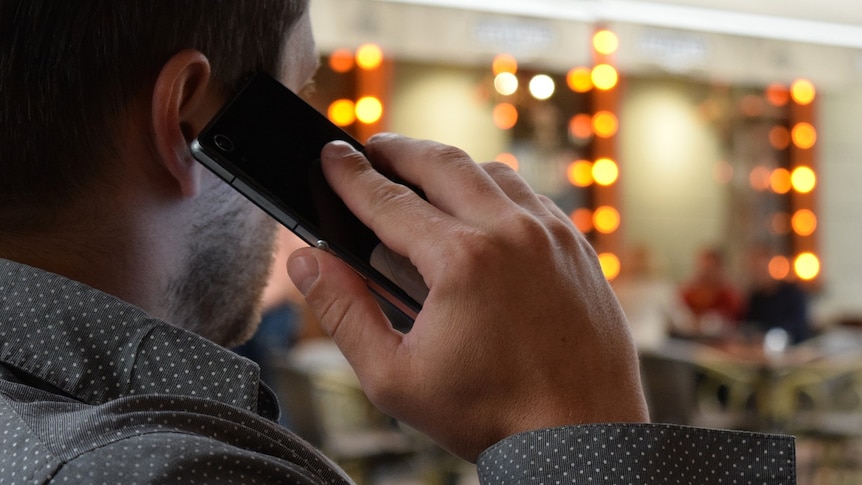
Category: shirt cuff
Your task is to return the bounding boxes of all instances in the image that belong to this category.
[476,423,796,484]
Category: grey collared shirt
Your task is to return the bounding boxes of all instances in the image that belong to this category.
[0,259,350,484]
[0,259,796,484]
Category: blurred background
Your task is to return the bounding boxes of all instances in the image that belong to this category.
[239,1,862,483]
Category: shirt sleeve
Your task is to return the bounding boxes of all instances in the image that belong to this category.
[476,423,796,484]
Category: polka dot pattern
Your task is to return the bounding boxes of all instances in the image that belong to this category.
[0,259,798,484]
[477,423,796,484]
[0,259,350,483]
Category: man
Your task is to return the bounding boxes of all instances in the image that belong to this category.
[0,1,795,483]
[680,246,744,334]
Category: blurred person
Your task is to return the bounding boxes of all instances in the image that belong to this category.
[680,246,744,334]
[743,244,812,344]
[613,244,695,350]
[0,1,794,484]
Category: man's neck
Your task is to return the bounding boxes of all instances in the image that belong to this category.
[0,208,175,323]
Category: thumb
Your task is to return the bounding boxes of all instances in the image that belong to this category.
[286,247,403,376]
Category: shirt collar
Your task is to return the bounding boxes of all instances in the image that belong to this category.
[0,258,279,420]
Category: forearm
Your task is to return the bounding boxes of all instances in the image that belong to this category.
[477,423,796,484]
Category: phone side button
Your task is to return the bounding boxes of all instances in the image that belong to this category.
[232,179,299,229]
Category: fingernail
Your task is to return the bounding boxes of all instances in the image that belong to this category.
[287,253,319,295]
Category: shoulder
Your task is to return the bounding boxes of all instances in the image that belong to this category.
[52,431,347,484]
[0,385,349,484]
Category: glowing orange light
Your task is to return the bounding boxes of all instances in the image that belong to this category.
[791,166,817,193]
[493,103,519,130]
[569,114,593,140]
[770,168,792,194]
[598,252,621,281]
[567,160,594,187]
[769,126,791,150]
[329,49,355,73]
[492,53,518,75]
[750,166,772,191]
[591,64,618,91]
[792,122,817,149]
[769,256,791,280]
[792,209,817,237]
[355,43,383,70]
[495,152,519,171]
[593,206,621,234]
[355,96,383,124]
[327,99,356,127]
[791,79,816,105]
[592,111,619,138]
[567,67,593,93]
[570,208,594,233]
[592,158,619,186]
[593,30,619,55]
[766,83,790,107]
[794,252,820,281]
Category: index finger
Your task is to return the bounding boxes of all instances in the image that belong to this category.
[320,140,456,279]
[363,134,518,224]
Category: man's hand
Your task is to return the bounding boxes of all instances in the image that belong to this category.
[287,134,649,462]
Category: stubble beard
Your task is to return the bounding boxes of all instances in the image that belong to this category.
[165,187,278,348]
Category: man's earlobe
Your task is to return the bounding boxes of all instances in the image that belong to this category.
[151,49,218,199]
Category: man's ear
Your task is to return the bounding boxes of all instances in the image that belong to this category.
[150,49,218,199]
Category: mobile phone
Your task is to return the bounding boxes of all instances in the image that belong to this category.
[191,72,425,322]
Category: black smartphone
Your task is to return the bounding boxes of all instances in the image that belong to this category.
[191,72,425,322]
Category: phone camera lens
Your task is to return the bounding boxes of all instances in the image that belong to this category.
[213,134,235,152]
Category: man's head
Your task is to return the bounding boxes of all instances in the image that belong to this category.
[0,0,308,226]
[0,0,317,347]
[694,246,727,284]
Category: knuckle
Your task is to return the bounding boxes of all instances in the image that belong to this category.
[444,227,497,275]
[367,183,415,212]
[482,162,522,189]
[481,160,516,177]
[544,212,581,244]
[535,193,555,208]
[300,271,359,343]
[495,211,584,265]
[505,211,553,248]
[424,143,472,163]
[304,288,346,338]
[446,216,547,274]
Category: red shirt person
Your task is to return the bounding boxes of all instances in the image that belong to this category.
[680,247,743,332]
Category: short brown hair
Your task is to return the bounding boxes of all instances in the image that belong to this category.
[0,0,308,227]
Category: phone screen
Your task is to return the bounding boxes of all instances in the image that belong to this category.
[191,73,423,321]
